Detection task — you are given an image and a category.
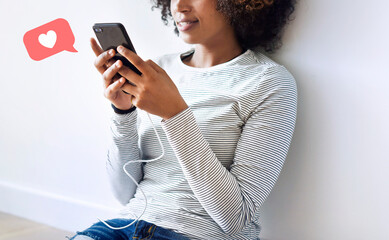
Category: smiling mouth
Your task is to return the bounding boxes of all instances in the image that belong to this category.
[177,21,199,31]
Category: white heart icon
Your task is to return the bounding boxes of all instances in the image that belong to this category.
[38,30,57,48]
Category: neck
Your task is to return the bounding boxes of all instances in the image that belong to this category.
[183,35,244,68]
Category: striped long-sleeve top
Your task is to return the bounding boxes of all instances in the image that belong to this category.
[106,48,297,240]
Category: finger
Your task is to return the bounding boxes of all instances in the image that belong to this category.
[90,38,116,67]
[105,77,126,99]
[102,60,122,88]
[121,81,139,97]
[94,49,116,74]
[117,65,142,86]
[145,59,162,73]
[90,37,103,56]
[117,45,152,74]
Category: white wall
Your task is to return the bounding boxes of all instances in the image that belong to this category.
[0,0,388,239]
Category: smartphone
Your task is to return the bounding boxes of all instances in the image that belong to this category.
[93,23,142,84]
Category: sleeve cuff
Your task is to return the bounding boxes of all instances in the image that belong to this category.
[161,106,191,126]
[160,107,199,153]
[111,104,137,114]
[111,105,138,126]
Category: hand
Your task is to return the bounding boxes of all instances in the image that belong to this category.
[115,45,188,120]
[90,37,134,111]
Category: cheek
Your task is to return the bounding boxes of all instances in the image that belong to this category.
[204,18,229,36]
[207,9,230,28]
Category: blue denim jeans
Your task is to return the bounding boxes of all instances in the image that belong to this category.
[66,218,191,240]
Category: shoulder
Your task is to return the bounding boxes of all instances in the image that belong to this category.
[242,49,298,117]
[228,48,296,100]
[249,49,293,78]
[248,49,296,92]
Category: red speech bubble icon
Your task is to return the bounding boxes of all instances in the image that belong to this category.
[23,18,77,61]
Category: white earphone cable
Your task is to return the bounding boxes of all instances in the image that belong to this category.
[97,111,165,230]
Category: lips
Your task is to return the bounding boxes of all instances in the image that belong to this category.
[177,20,199,31]
[177,18,198,23]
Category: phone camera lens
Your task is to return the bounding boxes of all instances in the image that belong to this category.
[94,28,102,33]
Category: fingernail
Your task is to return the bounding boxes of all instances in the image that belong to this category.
[109,49,114,55]
[117,46,123,52]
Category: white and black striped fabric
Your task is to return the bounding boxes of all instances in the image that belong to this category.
[106,48,297,240]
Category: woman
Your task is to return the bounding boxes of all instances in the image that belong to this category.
[68,0,297,239]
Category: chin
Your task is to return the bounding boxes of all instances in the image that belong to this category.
[179,34,199,45]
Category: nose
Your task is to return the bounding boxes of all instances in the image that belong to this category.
[171,0,191,14]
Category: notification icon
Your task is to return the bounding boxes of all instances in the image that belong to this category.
[23,18,77,61]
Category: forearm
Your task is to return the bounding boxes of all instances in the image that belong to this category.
[161,108,253,234]
[160,87,297,234]
[106,109,142,206]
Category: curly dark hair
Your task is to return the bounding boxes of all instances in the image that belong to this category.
[150,0,297,53]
